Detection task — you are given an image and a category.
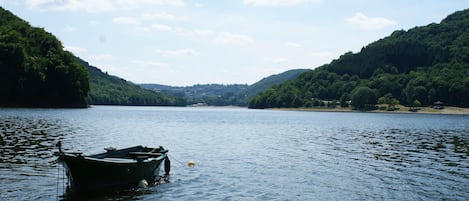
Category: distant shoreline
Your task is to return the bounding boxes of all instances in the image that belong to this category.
[272,105,469,115]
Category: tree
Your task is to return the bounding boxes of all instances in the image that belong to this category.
[351,87,377,110]
[340,93,350,107]
[413,99,422,107]
[378,93,400,110]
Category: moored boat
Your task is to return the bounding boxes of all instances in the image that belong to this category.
[55,142,170,192]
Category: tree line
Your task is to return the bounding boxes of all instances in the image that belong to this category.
[249,9,469,109]
[0,7,184,107]
[0,7,89,107]
[81,59,185,106]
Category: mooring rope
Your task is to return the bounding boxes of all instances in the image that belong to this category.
[167,153,187,167]
[55,159,66,201]
[62,163,65,197]
[56,161,60,201]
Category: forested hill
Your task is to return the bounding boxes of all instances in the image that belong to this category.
[249,9,469,109]
[0,7,89,107]
[140,83,248,106]
[140,69,309,106]
[77,58,185,106]
[243,69,310,98]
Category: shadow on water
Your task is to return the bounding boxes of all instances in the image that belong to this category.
[59,186,157,201]
[58,174,170,201]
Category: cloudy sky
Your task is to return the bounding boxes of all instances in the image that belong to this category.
[1,0,468,86]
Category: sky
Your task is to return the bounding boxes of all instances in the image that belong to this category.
[1,1,468,86]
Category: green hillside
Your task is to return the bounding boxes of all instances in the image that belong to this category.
[77,58,185,106]
[140,69,309,106]
[141,83,248,106]
[0,7,89,107]
[243,69,310,98]
[249,9,469,109]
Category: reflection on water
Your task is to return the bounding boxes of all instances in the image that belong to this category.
[1,107,468,200]
[59,187,155,201]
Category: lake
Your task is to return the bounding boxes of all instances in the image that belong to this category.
[1,106,468,200]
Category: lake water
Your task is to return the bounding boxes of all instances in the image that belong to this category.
[0,106,468,200]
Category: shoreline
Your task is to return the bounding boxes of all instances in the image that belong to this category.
[272,105,469,115]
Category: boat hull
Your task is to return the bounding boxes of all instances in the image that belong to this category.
[58,146,167,192]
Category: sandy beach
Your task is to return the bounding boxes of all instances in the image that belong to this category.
[274,105,469,115]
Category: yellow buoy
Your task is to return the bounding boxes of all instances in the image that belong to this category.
[187,160,195,167]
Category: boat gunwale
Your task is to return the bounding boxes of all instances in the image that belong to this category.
[60,149,168,164]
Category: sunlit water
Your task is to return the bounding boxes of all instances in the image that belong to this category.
[1,106,468,200]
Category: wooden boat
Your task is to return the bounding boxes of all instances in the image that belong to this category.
[56,142,170,192]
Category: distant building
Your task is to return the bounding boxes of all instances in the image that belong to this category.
[432,101,444,109]
[189,103,208,107]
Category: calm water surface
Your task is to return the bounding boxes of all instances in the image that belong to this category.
[1,106,468,200]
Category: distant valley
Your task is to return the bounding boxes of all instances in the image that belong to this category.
[140,69,310,106]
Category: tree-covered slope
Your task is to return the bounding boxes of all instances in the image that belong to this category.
[250,9,469,109]
[243,69,310,98]
[0,7,89,107]
[141,83,248,106]
[140,69,308,106]
[77,58,185,106]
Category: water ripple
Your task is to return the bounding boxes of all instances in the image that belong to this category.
[1,107,469,200]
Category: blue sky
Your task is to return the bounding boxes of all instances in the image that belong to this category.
[1,0,468,86]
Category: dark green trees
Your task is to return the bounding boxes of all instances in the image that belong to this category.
[80,58,184,106]
[0,7,89,107]
[249,9,469,109]
[350,87,376,110]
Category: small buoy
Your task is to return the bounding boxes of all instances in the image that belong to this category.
[187,160,195,167]
[138,179,148,188]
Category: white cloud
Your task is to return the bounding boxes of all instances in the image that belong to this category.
[25,0,185,12]
[346,12,397,30]
[61,25,75,32]
[195,29,254,45]
[285,41,301,47]
[88,20,99,26]
[243,0,317,6]
[157,48,200,57]
[263,57,289,64]
[132,60,170,69]
[89,54,114,60]
[151,23,181,32]
[141,12,186,21]
[310,51,333,58]
[64,45,87,53]
[112,16,140,25]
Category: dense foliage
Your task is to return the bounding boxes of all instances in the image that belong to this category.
[249,9,469,109]
[141,69,308,106]
[242,69,310,98]
[0,7,89,107]
[141,83,248,106]
[79,59,185,106]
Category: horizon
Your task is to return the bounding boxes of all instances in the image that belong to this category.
[1,1,468,86]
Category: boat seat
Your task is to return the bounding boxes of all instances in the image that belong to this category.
[128,152,163,157]
[103,158,135,162]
